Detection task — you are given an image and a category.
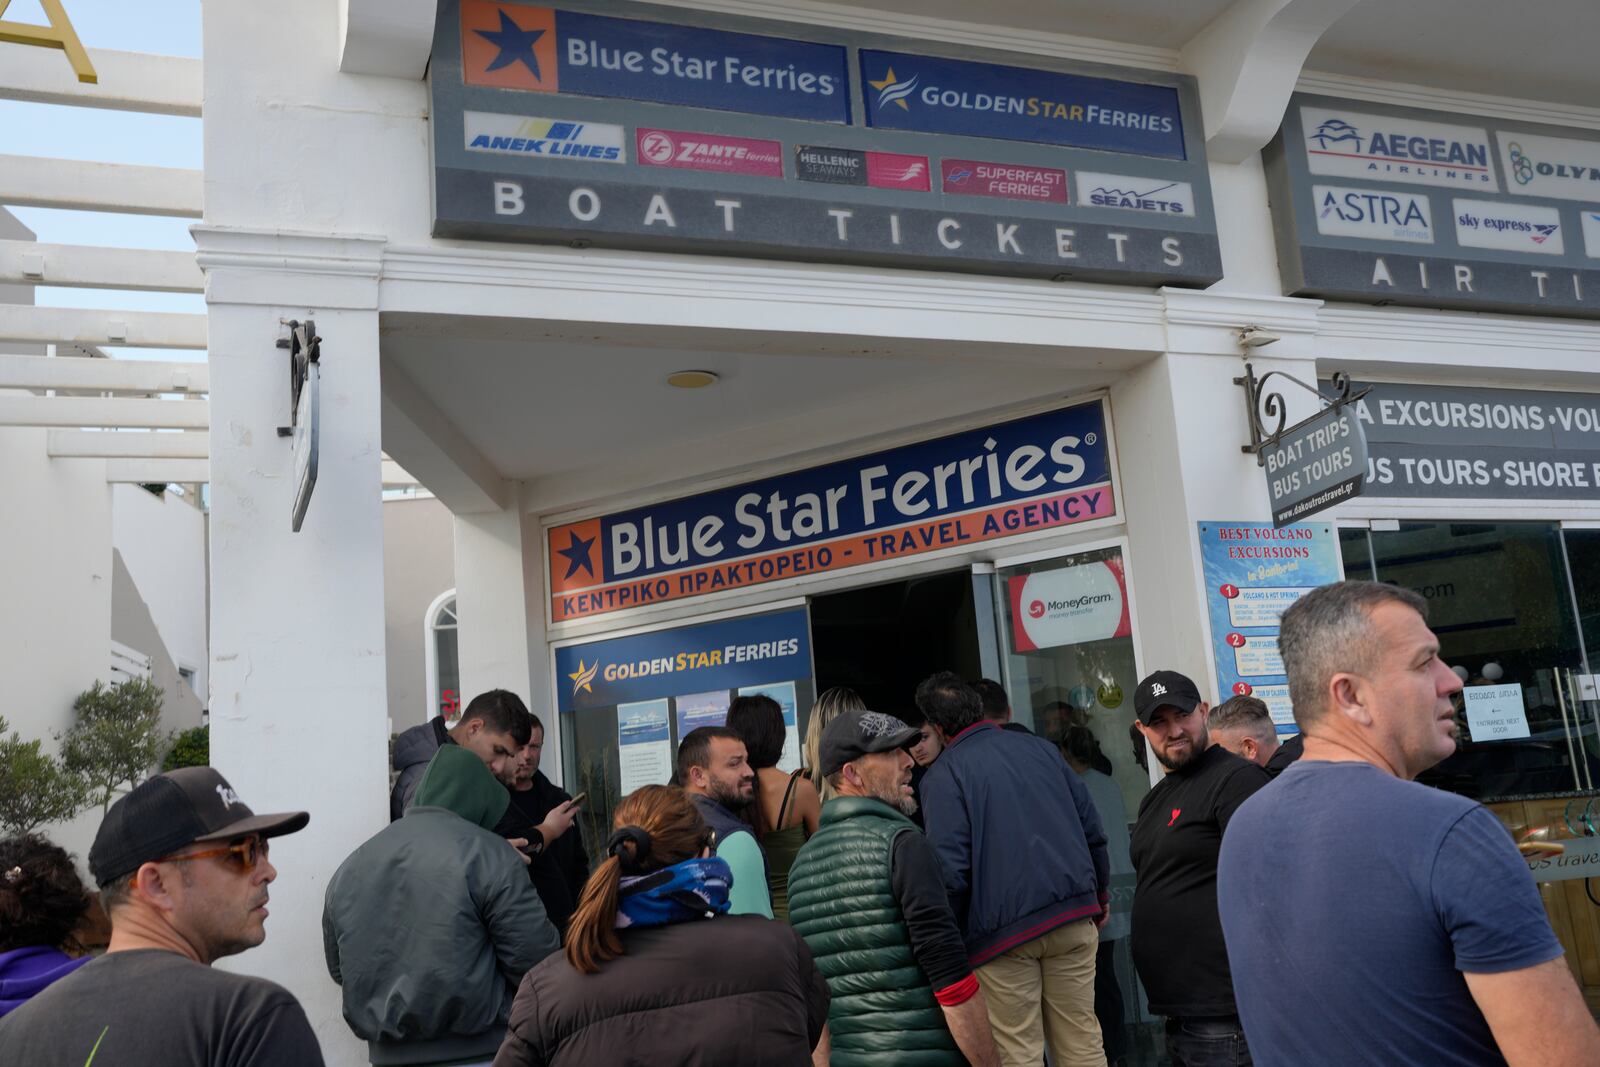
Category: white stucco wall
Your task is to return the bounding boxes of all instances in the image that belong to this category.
[112,483,209,704]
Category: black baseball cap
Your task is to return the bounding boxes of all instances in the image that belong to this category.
[819,710,922,777]
[1134,670,1204,725]
[89,767,309,887]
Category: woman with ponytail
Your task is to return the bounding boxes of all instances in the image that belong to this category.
[494,785,831,1066]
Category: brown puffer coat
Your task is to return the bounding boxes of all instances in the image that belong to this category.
[493,914,829,1067]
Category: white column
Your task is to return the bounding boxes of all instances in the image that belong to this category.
[1114,291,1323,701]
[453,491,536,708]
[196,229,387,1067]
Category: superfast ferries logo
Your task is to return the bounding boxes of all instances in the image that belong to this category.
[547,402,1118,622]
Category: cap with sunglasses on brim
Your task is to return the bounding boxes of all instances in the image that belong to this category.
[89,767,310,887]
[818,709,922,777]
[1134,670,1204,726]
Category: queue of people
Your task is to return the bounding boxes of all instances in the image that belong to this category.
[1,579,1598,1066]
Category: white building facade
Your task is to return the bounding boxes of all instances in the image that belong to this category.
[190,0,1600,1060]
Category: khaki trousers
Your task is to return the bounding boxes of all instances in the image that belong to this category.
[973,917,1103,1067]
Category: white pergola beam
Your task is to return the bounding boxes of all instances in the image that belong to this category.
[0,154,202,217]
[0,395,208,429]
[0,306,207,349]
[0,239,202,292]
[0,47,202,116]
[340,0,437,77]
[0,354,207,393]
[49,429,208,459]
[105,458,210,484]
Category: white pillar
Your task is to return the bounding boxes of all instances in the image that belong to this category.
[453,493,535,707]
[196,229,387,1067]
[1114,291,1322,701]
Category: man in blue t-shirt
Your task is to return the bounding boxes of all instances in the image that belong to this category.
[1218,580,1598,1067]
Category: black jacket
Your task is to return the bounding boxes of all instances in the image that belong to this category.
[390,716,450,821]
[494,915,829,1067]
[494,771,590,933]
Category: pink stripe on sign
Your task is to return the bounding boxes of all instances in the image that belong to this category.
[941,158,1068,204]
[865,152,931,191]
[636,128,783,177]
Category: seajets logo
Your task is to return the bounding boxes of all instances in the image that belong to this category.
[465,110,623,162]
[869,67,918,111]
[1076,171,1195,216]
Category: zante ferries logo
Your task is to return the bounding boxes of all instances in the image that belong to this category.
[1301,105,1496,190]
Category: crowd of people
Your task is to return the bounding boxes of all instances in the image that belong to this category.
[1,579,1598,1066]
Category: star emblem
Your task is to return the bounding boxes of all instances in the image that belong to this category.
[568,659,598,696]
[475,9,546,77]
[556,529,596,580]
[868,67,913,111]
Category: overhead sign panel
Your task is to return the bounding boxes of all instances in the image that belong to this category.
[459,0,850,123]
[1265,93,1600,319]
[546,400,1118,623]
[859,49,1186,159]
[431,0,1221,285]
[1261,406,1367,527]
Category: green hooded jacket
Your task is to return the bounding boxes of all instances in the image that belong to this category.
[324,745,561,1066]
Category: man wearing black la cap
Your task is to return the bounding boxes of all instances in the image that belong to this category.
[0,767,323,1066]
[788,709,1001,1067]
[1129,670,1268,1067]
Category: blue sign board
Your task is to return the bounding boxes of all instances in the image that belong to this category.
[463,2,850,123]
[1197,523,1344,736]
[859,49,1185,159]
[549,401,1117,621]
[556,608,812,712]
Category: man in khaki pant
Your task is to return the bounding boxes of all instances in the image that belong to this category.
[916,672,1110,1067]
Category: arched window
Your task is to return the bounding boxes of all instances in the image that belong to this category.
[424,590,460,726]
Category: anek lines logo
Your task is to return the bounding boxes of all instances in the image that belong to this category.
[465,112,624,162]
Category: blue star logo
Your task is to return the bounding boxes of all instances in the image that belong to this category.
[475,9,546,77]
[557,530,595,580]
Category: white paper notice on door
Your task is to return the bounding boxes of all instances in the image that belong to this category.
[1463,684,1531,741]
[617,699,674,794]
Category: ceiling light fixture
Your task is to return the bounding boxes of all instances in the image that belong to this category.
[666,370,719,389]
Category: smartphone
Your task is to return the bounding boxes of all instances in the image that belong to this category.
[567,791,588,808]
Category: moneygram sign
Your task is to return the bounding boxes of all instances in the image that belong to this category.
[547,400,1118,622]
[860,49,1185,159]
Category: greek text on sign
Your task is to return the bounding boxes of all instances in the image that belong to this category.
[860,49,1185,159]
[547,401,1116,622]
[1311,184,1434,244]
[941,159,1067,203]
[1499,131,1600,202]
[637,128,783,177]
[1453,199,1564,255]
[1463,684,1530,741]
[459,0,850,123]
[1075,172,1195,216]
[1007,560,1131,652]
[465,111,624,162]
[1300,106,1495,190]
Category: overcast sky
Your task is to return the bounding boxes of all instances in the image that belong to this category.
[5,0,204,362]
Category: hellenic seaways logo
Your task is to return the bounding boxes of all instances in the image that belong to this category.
[858,49,1185,160]
[459,0,851,123]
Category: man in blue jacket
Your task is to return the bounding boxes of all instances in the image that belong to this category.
[916,671,1110,1067]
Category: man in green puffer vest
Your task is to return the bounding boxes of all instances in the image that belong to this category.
[789,710,1000,1067]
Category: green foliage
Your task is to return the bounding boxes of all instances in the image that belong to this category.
[0,716,88,836]
[59,678,171,812]
[161,724,210,771]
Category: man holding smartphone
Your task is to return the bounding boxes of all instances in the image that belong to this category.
[495,712,590,934]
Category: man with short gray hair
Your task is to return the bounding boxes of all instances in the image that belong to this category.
[1219,580,1599,1066]
[1207,695,1280,768]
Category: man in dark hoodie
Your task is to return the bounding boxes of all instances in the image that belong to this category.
[325,744,560,1067]
[493,712,587,934]
[389,689,533,820]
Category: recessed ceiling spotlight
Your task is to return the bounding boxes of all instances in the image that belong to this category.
[666,370,719,389]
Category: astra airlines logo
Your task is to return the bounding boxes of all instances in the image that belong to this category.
[1309,118,1361,152]
[1028,599,1046,619]
[869,66,918,111]
[568,658,599,697]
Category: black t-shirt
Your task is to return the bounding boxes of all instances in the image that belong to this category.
[889,829,972,993]
[0,949,325,1066]
[1130,744,1269,1018]
[495,772,590,933]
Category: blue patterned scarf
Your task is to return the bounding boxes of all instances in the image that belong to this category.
[615,856,732,929]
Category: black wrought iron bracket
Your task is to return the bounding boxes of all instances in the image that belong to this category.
[274,319,321,438]
[1235,363,1370,467]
